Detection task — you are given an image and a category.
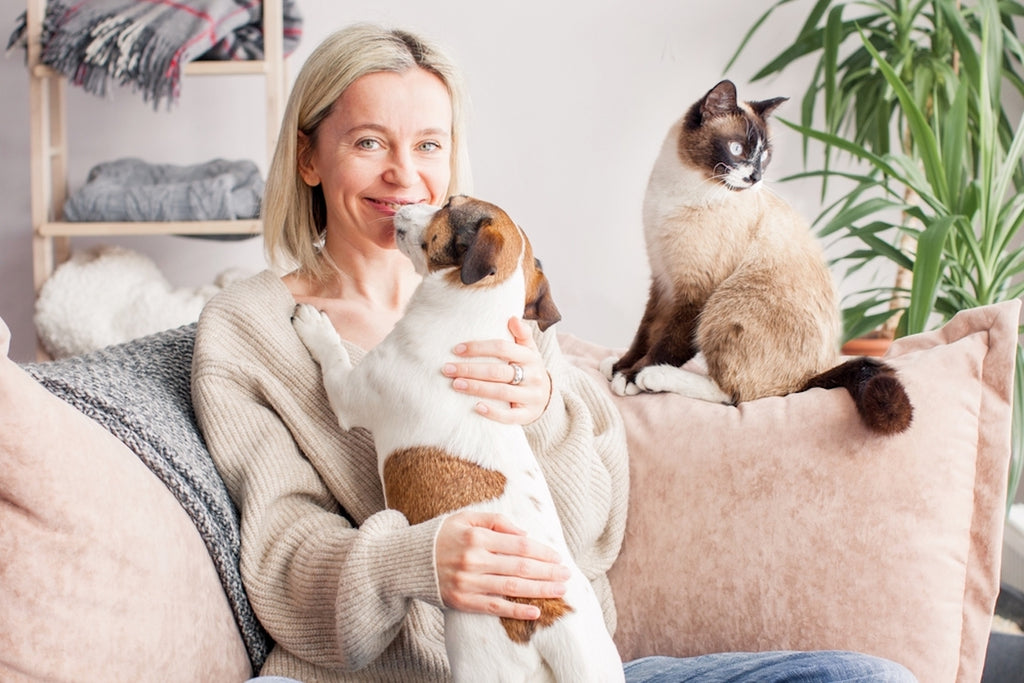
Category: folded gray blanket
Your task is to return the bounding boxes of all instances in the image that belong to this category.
[8,0,302,107]
[24,324,270,672]
[63,157,263,223]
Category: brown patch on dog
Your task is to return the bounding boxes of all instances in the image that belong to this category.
[421,195,562,330]
[521,238,562,331]
[382,445,573,644]
[500,597,574,644]
[382,446,507,525]
[460,223,520,286]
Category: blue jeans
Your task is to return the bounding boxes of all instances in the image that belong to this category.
[249,650,917,682]
[623,652,917,682]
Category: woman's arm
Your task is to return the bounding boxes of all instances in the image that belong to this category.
[191,291,446,672]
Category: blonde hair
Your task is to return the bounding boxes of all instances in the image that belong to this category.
[262,24,472,279]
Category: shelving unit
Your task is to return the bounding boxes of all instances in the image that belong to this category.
[25,0,286,355]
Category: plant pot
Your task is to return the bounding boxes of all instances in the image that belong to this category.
[841,334,893,358]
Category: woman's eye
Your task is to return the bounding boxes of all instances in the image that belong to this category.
[729,141,744,156]
[356,138,381,151]
[418,141,441,153]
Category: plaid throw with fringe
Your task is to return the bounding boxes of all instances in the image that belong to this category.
[8,0,302,108]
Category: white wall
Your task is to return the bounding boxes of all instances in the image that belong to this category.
[0,0,841,362]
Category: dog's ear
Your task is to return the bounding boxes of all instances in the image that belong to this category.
[460,223,503,285]
[524,258,562,331]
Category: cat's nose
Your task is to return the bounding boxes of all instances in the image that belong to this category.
[747,168,762,184]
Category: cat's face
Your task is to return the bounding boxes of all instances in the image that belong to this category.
[677,80,787,191]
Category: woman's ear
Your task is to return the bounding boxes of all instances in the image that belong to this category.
[297,130,320,187]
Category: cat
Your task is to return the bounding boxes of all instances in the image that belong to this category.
[600,79,912,435]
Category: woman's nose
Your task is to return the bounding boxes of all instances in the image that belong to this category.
[383,149,417,187]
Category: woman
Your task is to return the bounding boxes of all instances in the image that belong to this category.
[192,23,916,683]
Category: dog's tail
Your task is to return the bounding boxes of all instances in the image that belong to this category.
[800,357,913,435]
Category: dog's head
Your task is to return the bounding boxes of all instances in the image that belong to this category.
[394,196,561,331]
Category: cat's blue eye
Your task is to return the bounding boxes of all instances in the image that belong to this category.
[729,142,744,156]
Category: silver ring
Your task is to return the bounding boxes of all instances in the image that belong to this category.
[509,362,525,386]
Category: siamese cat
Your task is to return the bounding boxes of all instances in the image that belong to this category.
[601,80,912,435]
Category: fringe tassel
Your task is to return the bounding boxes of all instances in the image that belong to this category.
[7,0,302,109]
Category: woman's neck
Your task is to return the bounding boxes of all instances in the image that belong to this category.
[283,244,420,351]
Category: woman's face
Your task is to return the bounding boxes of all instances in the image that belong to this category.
[299,67,453,250]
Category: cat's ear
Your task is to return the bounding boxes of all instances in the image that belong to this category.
[750,96,789,120]
[700,80,739,120]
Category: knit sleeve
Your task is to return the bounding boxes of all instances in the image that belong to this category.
[191,279,447,673]
[523,325,630,632]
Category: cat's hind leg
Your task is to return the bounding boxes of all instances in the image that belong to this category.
[634,361,732,403]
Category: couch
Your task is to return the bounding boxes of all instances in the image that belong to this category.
[0,299,1020,683]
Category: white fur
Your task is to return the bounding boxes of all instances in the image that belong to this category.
[634,364,730,403]
[293,203,624,683]
[34,245,250,358]
[599,354,731,404]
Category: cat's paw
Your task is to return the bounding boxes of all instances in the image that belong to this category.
[601,356,642,396]
[599,356,619,381]
[292,303,343,366]
[608,371,642,397]
[635,364,731,404]
[633,365,672,394]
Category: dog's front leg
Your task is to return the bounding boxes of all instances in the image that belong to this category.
[292,303,357,430]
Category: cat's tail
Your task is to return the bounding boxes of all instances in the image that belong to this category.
[801,357,913,435]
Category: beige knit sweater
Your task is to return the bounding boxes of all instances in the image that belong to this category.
[191,270,629,682]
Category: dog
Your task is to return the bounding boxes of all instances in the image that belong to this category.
[292,195,625,683]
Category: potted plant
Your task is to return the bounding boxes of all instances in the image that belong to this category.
[728,0,1024,511]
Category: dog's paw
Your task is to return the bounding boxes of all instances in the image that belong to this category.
[292,303,342,365]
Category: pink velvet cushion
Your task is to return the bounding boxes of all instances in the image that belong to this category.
[563,301,1020,683]
[0,328,251,681]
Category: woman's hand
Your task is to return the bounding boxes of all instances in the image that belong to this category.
[442,317,553,425]
[435,510,569,619]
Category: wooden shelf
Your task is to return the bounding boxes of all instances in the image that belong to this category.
[26,0,286,358]
[38,220,262,238]
[185,60,273,76]
[32,59,274,79]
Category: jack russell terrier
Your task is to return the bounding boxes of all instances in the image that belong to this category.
[292,195,624,683]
